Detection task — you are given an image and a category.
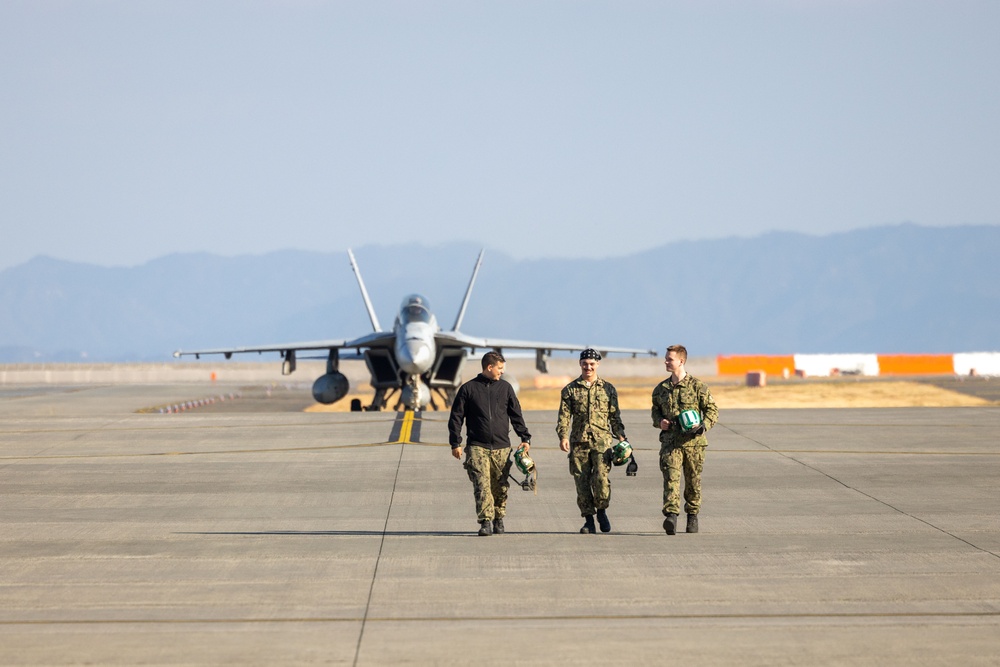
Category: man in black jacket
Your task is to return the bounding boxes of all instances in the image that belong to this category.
[449,351,532,536]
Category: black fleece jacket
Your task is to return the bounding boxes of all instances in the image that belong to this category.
[448,374,532,450]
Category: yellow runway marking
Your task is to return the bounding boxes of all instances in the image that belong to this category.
[397,410,414,444]
[402,411,417,443]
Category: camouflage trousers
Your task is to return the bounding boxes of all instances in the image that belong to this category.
[568,441,611,517]
[464,445,512,522]
[659,443,706,516]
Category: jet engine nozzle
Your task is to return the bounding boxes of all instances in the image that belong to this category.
[312,372,350,405]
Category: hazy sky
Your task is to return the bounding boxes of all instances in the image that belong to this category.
[2,1,998,270]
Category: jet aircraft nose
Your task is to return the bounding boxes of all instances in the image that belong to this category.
[398,337,434,375]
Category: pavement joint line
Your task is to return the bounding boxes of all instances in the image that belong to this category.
[0,442,425,461]
[7,408,993,435]
[712,449,1000,456]
[172,530,677,537]
[19,417,131,461]
[0,419,401,436]
[354,439,406,667]
[4,446,998,462]
[720,423,1000,562]
[4,418,997,437]
[2,611,999,626]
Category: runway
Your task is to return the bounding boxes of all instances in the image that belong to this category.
[1,384,999,666]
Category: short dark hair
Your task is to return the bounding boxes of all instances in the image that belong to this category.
[481,351,505,370]
[666,344,688,362]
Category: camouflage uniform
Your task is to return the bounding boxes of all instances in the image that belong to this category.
[557,377,627,517]
[651,375,718,517]
[464,446,514,522]
[449,373,531,525]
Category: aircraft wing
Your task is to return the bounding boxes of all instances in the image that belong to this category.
[435,331,655,357]
[173,332,395,359]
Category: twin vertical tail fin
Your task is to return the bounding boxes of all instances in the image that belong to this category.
[349,247,484,334]
[452,248,484,332]
[348,249,383,332]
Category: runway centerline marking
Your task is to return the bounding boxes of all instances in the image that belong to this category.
[388,410,421,444]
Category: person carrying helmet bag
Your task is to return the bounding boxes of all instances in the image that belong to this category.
[449,351,531,536]
[651,344,719,535]
[557,348,628,534]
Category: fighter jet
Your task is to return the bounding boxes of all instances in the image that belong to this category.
[173,249,654,411]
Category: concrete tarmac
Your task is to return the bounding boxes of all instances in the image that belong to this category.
[1,384,999,666]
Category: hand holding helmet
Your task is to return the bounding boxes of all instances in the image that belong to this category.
[677,409,703,435]
[514,444,538,494]
[514,444,535,476]
[610,440,633,466]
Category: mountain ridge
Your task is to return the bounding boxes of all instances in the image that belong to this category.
[1,224,997,361]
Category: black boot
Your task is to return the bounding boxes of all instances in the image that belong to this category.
[596,508,611,533]
[580,515,596,534]
[686,514,699,533]
[663,513,678,535]
[493,517,505,534]
[478,520,493,536]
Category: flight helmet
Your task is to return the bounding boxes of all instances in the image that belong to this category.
[514,446,535,475]
[610,440,633,466]
[678,409,702,433]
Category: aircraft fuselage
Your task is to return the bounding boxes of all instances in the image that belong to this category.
[394,294,437,377]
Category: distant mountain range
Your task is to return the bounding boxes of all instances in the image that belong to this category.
[1,223,998,362]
